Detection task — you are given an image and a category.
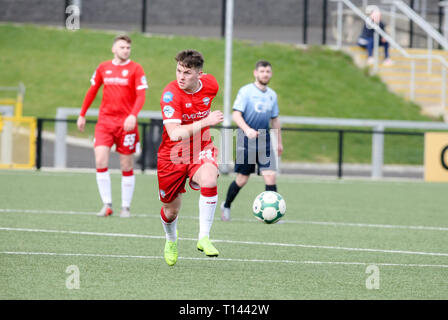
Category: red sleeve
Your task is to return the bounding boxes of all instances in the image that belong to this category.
[79,65,103,117]
[160,84,183,125]
[203,74,219,96]
[129,64,147,117]
[130,89,145,117]
[134,64,148,91]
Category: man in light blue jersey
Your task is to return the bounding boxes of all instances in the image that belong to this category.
[221,60,283,221]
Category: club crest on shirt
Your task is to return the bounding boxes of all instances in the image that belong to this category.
[122,69,128,77]
[163,105,175,118]
[160,190,166,198]
[203,97,210,106]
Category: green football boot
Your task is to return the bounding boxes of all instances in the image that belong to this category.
[197,236,219,257]
[164,232,178,266]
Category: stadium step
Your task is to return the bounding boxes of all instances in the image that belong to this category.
[345,46,448,120]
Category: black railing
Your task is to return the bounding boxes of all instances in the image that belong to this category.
[35,118,424,178]
[60,0,445,47]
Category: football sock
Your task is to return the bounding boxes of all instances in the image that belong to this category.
[160,207,178,242]
[121,169,135,208]
[198,186,218,239]
[224,180,241,208]
[265,184,277,192]
[96,168,112,205]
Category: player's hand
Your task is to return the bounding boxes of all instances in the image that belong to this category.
[277,142,284,156]
[123,114,137,132]
[244,127,259,139]
[203,110,224,127]
[77,116,86,132]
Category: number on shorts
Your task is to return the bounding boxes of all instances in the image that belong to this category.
[123,134,136,149]
[198,149,213,161]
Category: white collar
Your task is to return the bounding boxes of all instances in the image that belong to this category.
[183,80,203,94]
[112,59,131,66]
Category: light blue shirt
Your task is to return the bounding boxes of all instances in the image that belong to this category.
[233,83,279,130]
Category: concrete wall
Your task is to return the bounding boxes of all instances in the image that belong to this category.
[2,0,440,28]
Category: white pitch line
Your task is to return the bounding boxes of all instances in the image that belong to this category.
[1,208,448,232]
[1,251,448,269]
[1,226,447,258]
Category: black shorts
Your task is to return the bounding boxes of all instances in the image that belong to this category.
[234,130,277,176]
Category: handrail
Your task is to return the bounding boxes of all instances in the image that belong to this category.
[331,0,448,121]
[383,0,448,50]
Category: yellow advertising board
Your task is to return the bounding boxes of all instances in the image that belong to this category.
[424,132,448,182]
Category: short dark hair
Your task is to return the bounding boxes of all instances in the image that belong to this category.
[175,50,204,70]
[113,34,132,44]
[255,60,272,69]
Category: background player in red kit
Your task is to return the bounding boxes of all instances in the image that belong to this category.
[77,35,147,218]
[158,50,223,266]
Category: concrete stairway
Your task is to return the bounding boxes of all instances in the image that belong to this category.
[346,46,448,120]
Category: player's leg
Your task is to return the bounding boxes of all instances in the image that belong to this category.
[158,161,188,266]
[221,171,251,221]
[161,194,182,266]
[258,136,278,192]
[221,158,255,221]
[94,145,113,217]
[116,127,139,218]
[261,170,277,192]
[119,153,135,218]
[191,162,220,257]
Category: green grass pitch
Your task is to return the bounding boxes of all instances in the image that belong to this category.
[0,170,447,300]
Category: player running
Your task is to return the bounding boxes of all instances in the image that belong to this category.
[77,35,148,218]
[157,49,223,266]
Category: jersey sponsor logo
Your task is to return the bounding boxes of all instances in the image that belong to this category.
[122,69,128,77]
[182,109,210,121]
[203,97,210,106]
[254,101,272,113]
[163,105,175,118]
[163,91,173,103]
[103,77,129,86]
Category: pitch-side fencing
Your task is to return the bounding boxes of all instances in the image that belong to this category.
[31,107,448,178]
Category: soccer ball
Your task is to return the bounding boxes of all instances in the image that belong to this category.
[252,191,286,224]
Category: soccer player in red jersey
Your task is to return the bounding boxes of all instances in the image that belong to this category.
[77,35,148,218]
[158,50,223,266]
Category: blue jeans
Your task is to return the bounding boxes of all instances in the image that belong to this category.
[358,37,389,58]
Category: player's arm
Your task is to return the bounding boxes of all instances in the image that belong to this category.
[232,110,258,139]
[165,110,224,142]
[77,66,103,132]
[124,66,148,131]
[271,117,283,156]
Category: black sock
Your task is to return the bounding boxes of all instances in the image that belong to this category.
[265,184,277,192]
[224,181,241,208]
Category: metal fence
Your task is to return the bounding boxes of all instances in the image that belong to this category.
[0,0,444,47]
[34,117,427,179]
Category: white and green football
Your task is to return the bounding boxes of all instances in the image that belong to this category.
[252,191,286,224]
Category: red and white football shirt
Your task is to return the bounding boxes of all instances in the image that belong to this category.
[80,59,148,122]
[158,74,219,163]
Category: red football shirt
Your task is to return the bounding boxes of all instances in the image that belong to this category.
[80,59,148,122]
[158,74,219,162]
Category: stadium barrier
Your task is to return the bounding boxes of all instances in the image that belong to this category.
[35,111,448,179]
